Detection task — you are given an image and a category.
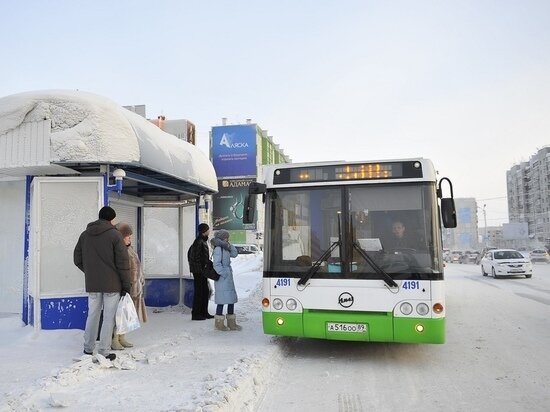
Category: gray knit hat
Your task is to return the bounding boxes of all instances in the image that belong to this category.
[214,229,230,240]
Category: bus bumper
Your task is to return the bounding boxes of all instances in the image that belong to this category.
[262,311,445,344]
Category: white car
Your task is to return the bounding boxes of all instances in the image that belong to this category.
[530,249,550,263]
[480,249,532,279]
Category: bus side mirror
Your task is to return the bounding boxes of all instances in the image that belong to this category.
[243,195,255,224]
[438,177,456,228]
[441,198,457,228]
[243,182,266,224]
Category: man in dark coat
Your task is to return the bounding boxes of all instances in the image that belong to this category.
[74,206,131,360]
[188,223,214,320]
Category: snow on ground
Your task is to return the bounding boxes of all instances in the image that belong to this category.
[0,254,276,412]
[5,255,549,411]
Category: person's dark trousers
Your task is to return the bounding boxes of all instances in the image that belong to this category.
[192,274,210,320]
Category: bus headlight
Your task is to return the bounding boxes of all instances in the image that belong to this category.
[400,302,413,315]
[416,303,430,316]
[286,298,297,310]
[273,298,283,310]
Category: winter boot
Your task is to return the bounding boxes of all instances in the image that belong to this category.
[226,314,242,331]
[215,315,229,331]
[111,335,124,350]
[118,334,133,348]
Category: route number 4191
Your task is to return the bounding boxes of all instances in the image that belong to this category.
[402,281,420,290]
[275,278,291,287]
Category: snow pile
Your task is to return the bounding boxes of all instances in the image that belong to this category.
[0,90,217,191]
[0,254,276,411]
[0,90,140,163]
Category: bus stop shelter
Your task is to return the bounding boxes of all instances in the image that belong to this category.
[0,90,217,330]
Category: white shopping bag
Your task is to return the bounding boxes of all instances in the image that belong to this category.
[115,294,140,334]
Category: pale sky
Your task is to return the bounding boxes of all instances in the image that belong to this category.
[2,1,550,226]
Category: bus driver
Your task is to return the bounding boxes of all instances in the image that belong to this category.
[386,220,415,250]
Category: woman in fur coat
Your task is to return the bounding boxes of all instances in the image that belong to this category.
[113,223,147,349]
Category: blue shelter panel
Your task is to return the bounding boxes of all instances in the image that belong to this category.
[183,278,194,308]
[145,278,180,307]
[41,297,88,330]
[28,295,35,327]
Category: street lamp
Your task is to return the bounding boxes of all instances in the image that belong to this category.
[483,204,487,247]
[477,204,487,248]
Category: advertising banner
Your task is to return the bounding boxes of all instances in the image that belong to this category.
[212,125,257,177]
[213,178,256,230]
[502,222,528,240]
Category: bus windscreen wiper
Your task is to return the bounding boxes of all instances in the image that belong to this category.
[299,212,343,286]
[352,241,398,288]
[350,217,398,289]
[297,241,340,286]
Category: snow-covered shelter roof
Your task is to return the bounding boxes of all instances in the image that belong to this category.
[0,90,217,196]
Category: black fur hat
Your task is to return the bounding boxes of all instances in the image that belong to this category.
[98,206,116,221]
[198,223,210,234]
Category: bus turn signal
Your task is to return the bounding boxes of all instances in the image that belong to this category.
[433,303,444,313]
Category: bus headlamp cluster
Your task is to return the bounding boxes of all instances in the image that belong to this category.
[416,303,430,316]
[272,298,284,310]
[265,297,299,311]
[399,302,437,316]
[400,302,413,315]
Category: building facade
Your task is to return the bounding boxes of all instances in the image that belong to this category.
[507,146,550,246]
[442,197,480,251]
[123,105,196,144]
[210,120,291,245]
[485,226,504,248]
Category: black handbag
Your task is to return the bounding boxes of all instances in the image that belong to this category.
[204,260,220,281]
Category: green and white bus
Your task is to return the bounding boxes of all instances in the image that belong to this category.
[244,158,456,344]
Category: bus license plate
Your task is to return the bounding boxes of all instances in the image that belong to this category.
[327,322,367,333]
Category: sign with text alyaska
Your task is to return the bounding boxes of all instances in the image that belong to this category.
[211,125,257,177]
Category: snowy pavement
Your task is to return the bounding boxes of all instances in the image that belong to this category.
[2,258,550,411]
[0,254,275,412]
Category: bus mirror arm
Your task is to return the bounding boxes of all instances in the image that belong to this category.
[248,182,266,194]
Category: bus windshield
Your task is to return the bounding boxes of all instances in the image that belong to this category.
[264,183,443,280]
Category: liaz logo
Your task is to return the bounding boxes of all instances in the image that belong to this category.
[219,133,249,149]
[338,292,354,308]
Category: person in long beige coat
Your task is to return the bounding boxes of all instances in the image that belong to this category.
[113,223,147,349]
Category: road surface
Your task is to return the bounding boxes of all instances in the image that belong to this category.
[255,263,550,412]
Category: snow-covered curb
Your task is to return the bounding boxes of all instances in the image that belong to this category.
[192,345,282,412]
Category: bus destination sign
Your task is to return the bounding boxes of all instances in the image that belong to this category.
[273,161,423,184]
